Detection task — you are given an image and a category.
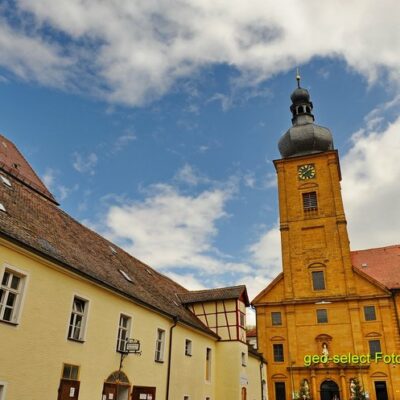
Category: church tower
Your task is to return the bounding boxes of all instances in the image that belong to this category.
[274,76,356,301]
[253,76,400,400]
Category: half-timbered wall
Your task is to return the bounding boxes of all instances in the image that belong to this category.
[188,299,247,343]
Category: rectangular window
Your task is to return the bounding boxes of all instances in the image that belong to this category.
[0,269,25,323]
[239,312,245,327]
[183,396,189,400]
[68,297,88,341]
[364,306,376,321]
[369,339,381,358]
[185,339,192,356]
[302,192,318,212]
[273,344,284,362]
[317,309,328,323]
[117,314,131,352]
[155,328,166,362]
[312,271,325,290]
[205,348,212,381]
[271,311,282,326]
[62,364,80,380]
[241,352,247,366]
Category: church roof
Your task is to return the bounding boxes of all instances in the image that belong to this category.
[352,244,400,290]
[178,285,250,306]
[0,135,223,338]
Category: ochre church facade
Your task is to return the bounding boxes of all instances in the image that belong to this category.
[253,80,400,400]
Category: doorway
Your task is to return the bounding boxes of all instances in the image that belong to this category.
[102,371,131,400]
[274,382,286,400]
[320,380,340,400]
[374,381,388,400]
[58,379,80,400]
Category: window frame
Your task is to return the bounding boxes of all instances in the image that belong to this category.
[62,364,80,380]
[316,309,328,324]
[311,270,326,291]
[241,351,247,366]
[116,314,132,353]
[205,347,212,382]
[0,265,27,325]
[67,295,89,342]
[271,311,282,326]
[364,305,377,321]
[368,339,381,359]
[273,343,284,362]
[155,328,166,362]
[185,339,192,356]
[302,191,318,213]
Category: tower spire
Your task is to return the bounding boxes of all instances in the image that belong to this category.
[296,67,301,88]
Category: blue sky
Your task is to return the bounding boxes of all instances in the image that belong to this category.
[1,2,400,320]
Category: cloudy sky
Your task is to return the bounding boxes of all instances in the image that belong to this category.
[1,1,400,323]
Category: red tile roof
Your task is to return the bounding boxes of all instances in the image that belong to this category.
[351,244,400,289]
[246,327,257,337]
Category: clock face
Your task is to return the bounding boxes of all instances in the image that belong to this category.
[298,164,316,180]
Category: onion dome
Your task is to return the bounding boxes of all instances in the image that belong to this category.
[278,74,334,158]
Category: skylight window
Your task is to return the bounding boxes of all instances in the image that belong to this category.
[119,269,133,283]
[0,203,6,212]
[146,268,153,275]
[0,175,11,187]
[109,245,117,254]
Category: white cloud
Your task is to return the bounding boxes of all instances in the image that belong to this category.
[248,222,282,277]
[72,152,98,175]
[113,132,137,153]
[42,168,55,190]
[0,18,70,88]
[174,164,208,186]
[104,182,249,274]
[164,272,206,291]
[0,1,397,105]
[41,168,77,201]
[342,112,400,250]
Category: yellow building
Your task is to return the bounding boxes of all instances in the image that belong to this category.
[253,80,400,400]
[0,134,266,400]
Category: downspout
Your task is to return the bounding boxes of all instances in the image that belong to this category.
[259,359,264,400]
[166,316,179,400]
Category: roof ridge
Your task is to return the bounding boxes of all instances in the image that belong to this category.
[351,243,400,253]
[180,284,246,294]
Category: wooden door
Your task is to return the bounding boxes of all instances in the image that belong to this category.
[102,383,118,400]
[131,386,156,400]
[57,379,80,400]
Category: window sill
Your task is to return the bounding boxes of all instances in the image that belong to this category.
[154,359,164,364]
[185,354,192,357]
[0,319,18,326]
[68,338,85,344]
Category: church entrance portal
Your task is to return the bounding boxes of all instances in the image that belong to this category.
[320,380,340,400]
